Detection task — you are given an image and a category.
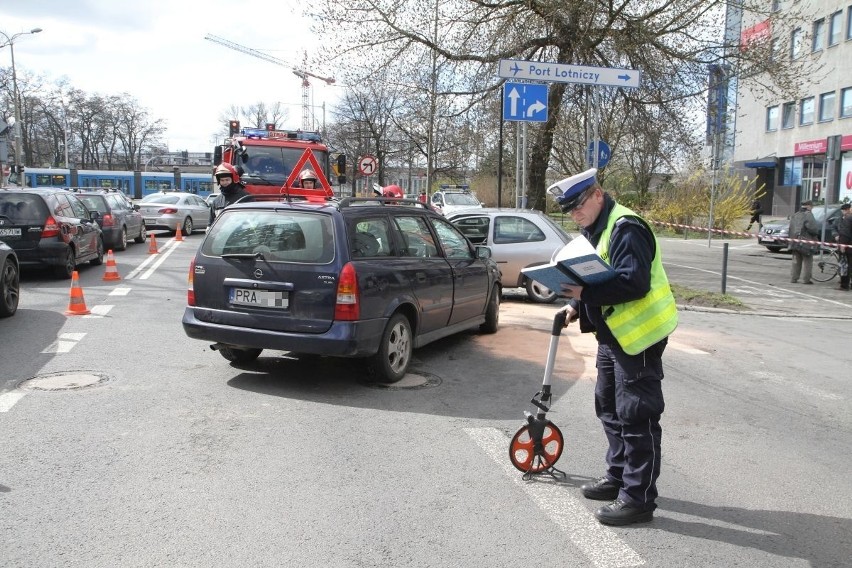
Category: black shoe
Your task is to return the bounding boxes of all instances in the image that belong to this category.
[803,281,814,285]
[594,499,654,526]
[581,476,620,501]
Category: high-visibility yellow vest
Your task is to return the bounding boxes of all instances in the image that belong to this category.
[597,203,678,355]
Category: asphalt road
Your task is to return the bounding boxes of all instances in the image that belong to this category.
[1,232,849,567]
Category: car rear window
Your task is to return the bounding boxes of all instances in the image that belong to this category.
[141,194,179,204]
[78,195,109,213]
[0,194,47,223]
[203,210,334,263]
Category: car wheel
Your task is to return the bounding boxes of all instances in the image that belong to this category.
[480,286,500,333]
[219,347,262,363]
[0,257,20,317]
[90,238,105,266]
[525,278,559,303]
[116,227,128,251]
[182,217,194,236]
[54,247,76,279]
[766,246,782,253]
[134,225,147,244]
[367,313,413,383]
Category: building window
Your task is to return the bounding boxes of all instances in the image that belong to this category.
[812,18,825,51]
[782,102,796,128]
[800,96,814,125]
[791,27,802,58]
[829,11,843,45]
[841,87,852,118]
[848,7,852,41]
[766,105,780,131]
[819,92,835,122]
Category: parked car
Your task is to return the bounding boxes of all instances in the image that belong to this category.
[138,191,211,235]
[448,208,572,303]
[430,188,483,216]
[75,190,146,251]
[758,203,844,252]
[182,196,501,383]
[0,188,104,278]
[0,240,20,317]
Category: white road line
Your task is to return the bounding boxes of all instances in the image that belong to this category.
[667,342,709,355]
[109,287,132,296]
[464,427,645,568]
[139,240,181,280]
[124,239,177,279]
[41,332,87,354]
[84,305,114,318]
[0,392,26,413]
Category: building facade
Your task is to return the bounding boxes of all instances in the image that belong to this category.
[733,0,852,216]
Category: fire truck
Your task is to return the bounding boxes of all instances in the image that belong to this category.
[213,126,344,198]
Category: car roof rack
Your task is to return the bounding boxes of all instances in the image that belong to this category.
[337,197,430,209]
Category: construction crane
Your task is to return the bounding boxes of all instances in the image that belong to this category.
[204,33,335,131]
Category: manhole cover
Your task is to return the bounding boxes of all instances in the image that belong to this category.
[20,371,110,391]
[363,371,442,390]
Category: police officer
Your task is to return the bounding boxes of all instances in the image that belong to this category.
[550,168,678,526]
[212,163,249,217]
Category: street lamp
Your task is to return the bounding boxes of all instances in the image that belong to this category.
[0,27,43,180]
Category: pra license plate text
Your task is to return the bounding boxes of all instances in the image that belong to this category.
[230,288,289,309]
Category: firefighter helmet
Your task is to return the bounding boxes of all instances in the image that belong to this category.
[299,169,318,185]
[382,185,403,198]
[214,162,240,184]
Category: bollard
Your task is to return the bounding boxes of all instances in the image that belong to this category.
[721,242,729,295]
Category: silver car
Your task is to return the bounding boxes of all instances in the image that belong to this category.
[448,208,572,303]
[139,192,212,236]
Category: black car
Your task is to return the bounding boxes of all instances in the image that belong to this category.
[182,197,502,382]
[76,190,146,251]
[0,240,20,317]
[0,188,104,279]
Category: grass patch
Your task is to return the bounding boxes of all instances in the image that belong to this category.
[670,283,749,310]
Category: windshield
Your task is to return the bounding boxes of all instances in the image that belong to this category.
[240,147,330,186]
[444,193,480,206]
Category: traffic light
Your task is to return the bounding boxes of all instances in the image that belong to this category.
[228,120,240,136]
[336,154,347,185]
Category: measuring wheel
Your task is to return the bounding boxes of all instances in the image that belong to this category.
[509,420,564,474]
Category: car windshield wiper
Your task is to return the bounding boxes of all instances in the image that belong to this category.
[221,252,266,260]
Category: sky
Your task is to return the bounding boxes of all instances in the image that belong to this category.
[0,0,341,153]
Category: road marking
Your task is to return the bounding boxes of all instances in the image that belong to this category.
[667,341,709,355]
[109,287,132,296]
[0,392,26,413]
[41,332,87,354]
[465,427,645,568]
[84,305,114,318]
[124,239,177,279]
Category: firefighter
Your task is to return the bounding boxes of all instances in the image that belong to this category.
[299,169,319,189]
[212,163,249,217]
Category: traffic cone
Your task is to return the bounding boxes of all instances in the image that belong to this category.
[64,271,91,316]
[102,250,121,281]
[148,233,159,254]
[175,225,183,241]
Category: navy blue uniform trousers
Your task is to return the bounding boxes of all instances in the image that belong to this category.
[595,338,666,511]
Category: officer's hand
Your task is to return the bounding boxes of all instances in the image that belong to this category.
[558,304,579,327]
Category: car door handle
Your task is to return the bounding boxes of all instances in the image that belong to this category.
[415,272,427,283]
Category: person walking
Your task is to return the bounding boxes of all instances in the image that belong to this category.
[746,198,763,231]
[548,168,678,526]
[835,203,852,290]
[788,200,819,284]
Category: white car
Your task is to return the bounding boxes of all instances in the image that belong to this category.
[138,192,212,236]
[430,190,483,216]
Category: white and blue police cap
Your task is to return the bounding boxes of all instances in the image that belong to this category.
[547,168,598,212]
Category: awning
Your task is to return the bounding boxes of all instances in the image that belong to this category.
[744,159,777,169]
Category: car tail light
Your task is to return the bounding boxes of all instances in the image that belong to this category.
[187,258,196,306]
[101,213,115,227]
[334,262,360,321]
[42,215,61,238]
[159,207,178,214]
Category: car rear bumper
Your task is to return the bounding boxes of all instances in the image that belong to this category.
[182,307,387,357]
[13,241,69,267]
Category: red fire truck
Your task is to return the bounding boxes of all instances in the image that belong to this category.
[213,127,343,198]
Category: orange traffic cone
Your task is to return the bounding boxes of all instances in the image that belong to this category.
[65,271,91,316]
[148,233,159,254]
[102,250,121,281]
[174,224,184,241]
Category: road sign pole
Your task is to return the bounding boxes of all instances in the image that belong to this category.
[498,85,504,208]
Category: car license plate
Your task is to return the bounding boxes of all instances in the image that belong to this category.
[760,236,775,243]
[230,288,289,309]
[0,228,21,237]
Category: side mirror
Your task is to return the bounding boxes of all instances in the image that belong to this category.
[133,204,140,211]
[475,245,492,260]
[213,146,222,166]
[89,211,100,220]
[236,166,245,177]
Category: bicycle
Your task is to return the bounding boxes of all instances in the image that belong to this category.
[812,247,842,282]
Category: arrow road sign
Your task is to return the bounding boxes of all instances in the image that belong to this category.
[499,59,641,89]
[358,154,377,176]
[503,82,549,123]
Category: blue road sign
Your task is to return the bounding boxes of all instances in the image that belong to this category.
[587,140,611,168]
[503,82,548,122]
[499,59,641,89]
